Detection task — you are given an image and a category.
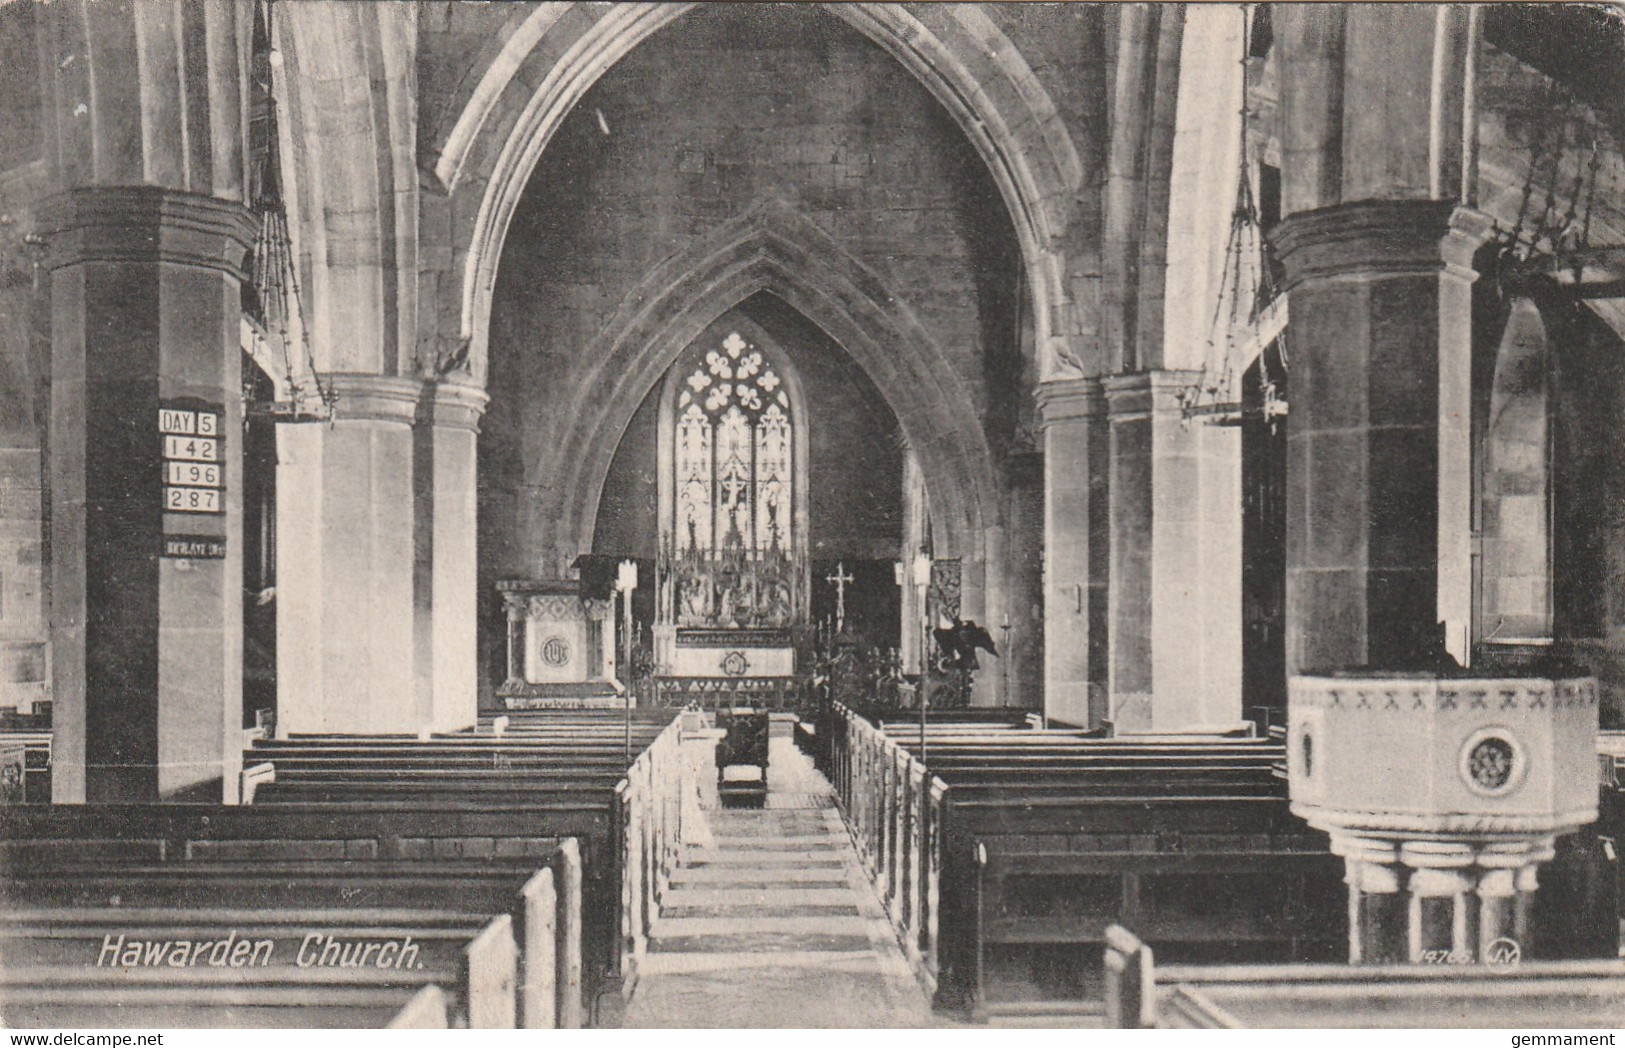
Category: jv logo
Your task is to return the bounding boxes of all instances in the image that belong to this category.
[1485,937,1522,966]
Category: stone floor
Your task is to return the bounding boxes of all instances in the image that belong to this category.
[621,732,935,1028]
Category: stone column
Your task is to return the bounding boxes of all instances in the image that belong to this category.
[1342,850,1409,965]
[1401,842,1477,962]
[1332,833,1556,965]
[1103,371,1241,731]
[276,374,421,735]
[415,379,488,733]
[1272,202,1493,674]
[43,188,254,801]
[1481,298,1553,641]
[900,446,926,675]
[1036,379,1106,728]
[0,205,49,716]
[1478,839,1550,960]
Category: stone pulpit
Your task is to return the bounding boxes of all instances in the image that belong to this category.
[1288,672,1599,964]
[497,579,620,708]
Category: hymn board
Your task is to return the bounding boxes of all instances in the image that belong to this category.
[158,399,227,560]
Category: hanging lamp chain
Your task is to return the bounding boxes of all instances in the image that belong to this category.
[1181,3,1287,428]
[244,0,337,424]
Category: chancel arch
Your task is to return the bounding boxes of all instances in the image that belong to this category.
[476,4,1033,707]
[542,202,999,573]
[419,0,1085,386]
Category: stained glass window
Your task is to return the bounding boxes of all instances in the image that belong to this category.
[672,331,794,555]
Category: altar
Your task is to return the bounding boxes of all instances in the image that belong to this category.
[651,539,806,708]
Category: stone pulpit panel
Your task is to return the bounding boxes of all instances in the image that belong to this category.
[1288,671,1599,965]
[497,580,620,708]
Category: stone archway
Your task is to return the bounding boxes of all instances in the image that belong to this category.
[1481,297,1553,642]
[536,200,1000,570]
[418,1,1084,385]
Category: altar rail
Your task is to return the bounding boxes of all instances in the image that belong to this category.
[647,675,810,711]
[615,713,696,992]
[824,702,946,993]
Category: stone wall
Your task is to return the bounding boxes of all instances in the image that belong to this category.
[482,4,1021,579]
[0,3,41,172]
[0,169,48,715]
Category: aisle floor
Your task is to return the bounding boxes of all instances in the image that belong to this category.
[621,733,934,1028]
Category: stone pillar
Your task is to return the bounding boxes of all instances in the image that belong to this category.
[277,374,421,735]
[1103,371,1241,731]
[1342,850,1408,965]
[900,446,926,675]
[1003,451,1045,710]
[43,188,254,801]
[1402,842,1477,962]
[0,215,49,715]
[1272,202,1493,674]
[1036,379,1106,728]
[1481,298,1553,641]
[415,380,488,733]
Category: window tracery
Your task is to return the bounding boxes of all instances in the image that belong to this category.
[673,331,795,556]
[662,328,804,633]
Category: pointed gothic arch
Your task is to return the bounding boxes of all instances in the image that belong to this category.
[539,202,1000,569]
[422,1,1083,385]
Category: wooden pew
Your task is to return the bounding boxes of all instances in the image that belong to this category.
[1103,925,1625,1028]
[0,807,585,1028]
[0,711,680,1027]
[822,704,1342,1017]
[945,794,1342,1017]
[0,864,526,1028]
[1,973,456,1029]
[0,913,517,1029]
[250,711,688,1013]
[249,780,626,805]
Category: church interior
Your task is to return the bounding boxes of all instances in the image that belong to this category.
[1,0,1624,1029]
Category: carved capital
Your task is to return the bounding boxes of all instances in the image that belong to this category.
[1033,376,1104,426]
[422,378,490,433]
[326,374,424,425]
[39,187,256,278]
[1101,369,1204,423]
[1270,200,1495,290]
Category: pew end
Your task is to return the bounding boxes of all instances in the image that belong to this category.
[1103,924,1154,1029]
[239,762,275,804]
[462,913,519,1029]
[1157,985,1241,1028]
[518,867,557,1029]
[389,984,452,1029]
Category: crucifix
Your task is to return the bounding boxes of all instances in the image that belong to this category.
[825,561,854,634]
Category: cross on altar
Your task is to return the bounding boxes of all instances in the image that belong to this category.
[825,561,854,633]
